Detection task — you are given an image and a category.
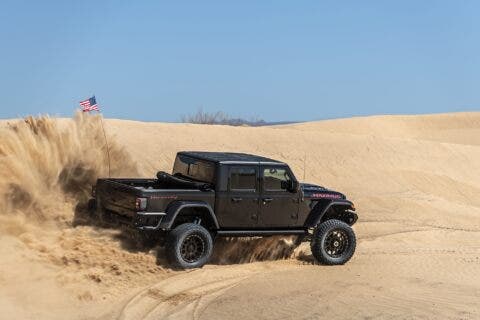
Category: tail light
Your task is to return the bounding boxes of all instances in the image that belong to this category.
[135,197,147,211]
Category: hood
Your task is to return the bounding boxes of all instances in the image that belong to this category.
[300,183,346,200]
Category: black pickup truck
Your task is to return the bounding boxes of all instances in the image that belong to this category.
[90,151,358,269]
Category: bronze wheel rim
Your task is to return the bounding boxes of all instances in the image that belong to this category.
[180,234,206,263]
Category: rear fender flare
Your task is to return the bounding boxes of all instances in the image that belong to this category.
[161,201,219,230]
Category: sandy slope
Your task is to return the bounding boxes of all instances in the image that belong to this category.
[0,112,479,319]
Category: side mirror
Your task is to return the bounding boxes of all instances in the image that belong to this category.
[288,180,299,193]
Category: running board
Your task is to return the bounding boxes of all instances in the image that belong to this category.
[216,229,307,237]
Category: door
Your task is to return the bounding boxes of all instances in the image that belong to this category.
[259,166,299,227]
[216,166,260,228]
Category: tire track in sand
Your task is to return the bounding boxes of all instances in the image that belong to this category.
[115,264,269,320]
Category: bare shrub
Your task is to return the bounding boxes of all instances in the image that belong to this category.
[181,108,265,126]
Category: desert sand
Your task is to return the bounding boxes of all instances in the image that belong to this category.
[0,112,479,319]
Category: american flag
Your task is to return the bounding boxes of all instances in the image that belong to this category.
[79,96,99,112]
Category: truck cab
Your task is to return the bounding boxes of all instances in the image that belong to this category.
[214,159,300,228]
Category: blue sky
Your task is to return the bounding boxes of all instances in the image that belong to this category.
[1,1,479,122]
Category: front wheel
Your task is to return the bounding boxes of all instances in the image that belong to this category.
[311,219,356,265]
[166,223,214,269]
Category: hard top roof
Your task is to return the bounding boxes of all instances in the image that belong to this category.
[178,151,283,164]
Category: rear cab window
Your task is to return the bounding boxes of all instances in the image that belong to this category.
[173,155,215,184]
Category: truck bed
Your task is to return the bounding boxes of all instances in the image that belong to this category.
[95,175,215,220]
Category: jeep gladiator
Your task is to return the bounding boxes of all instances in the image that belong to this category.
[90,151,358,268]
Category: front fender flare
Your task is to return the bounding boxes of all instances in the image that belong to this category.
[304,199,355,228]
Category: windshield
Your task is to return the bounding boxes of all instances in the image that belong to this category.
[172,155,215,184]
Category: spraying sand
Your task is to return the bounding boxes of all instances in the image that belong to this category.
[0,112,479,319]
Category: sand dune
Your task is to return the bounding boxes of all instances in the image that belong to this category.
[0,112,479,319]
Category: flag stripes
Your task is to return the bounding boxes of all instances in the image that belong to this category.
[79,96,99,112]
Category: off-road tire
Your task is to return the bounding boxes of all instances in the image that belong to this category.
[166,223,213,269]
[311,219,356,265]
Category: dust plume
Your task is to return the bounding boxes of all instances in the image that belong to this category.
[0,112,138,234]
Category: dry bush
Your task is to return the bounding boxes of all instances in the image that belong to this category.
[181,108,265,126]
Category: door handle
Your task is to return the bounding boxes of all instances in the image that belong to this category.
[262,198,273,204]
[231,197,243,202]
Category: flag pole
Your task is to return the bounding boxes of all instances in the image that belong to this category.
[94,94,111,177]
[80,95,111,177]
[98,113,111,178]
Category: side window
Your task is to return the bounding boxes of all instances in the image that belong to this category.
[263,167,291,191]
[230,167,257,191]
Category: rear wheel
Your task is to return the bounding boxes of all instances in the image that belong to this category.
[166,223,213,269]
[311,219,356,265]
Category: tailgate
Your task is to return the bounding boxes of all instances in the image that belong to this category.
[96,179,140,217]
